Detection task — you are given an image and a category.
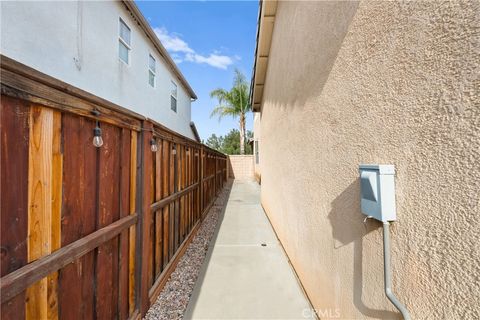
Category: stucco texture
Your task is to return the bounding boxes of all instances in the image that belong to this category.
[228,155,255,180]
[259,1,479,319]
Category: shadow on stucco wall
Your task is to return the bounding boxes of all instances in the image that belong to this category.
[262,1,359,111]
[328,180,400,319]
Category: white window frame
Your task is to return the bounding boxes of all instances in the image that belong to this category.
[118,18,131,65]
[148,54,156,87]
[170,81,177,112]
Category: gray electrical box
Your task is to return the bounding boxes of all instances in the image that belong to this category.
[359,164,396,222]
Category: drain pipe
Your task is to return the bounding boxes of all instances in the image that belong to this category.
[383,222,411,320]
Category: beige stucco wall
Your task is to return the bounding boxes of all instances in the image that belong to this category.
[253,112,261,180]
[228,155,255,180]
[259,1,479,319]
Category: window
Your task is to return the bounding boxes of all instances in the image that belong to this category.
[170,81,177,112]
[148,54,156,87]
[119,18,131,64]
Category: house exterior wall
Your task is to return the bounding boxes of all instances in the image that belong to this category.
[253,112,261,179]
[1,1,194,139]
[259,1,479,319]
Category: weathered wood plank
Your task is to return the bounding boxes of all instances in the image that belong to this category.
[162,206,169,269]
[0,215,137,304]
[150,182,199,212]
[118,128,131,320]
[148,149,155,286]
[59,113,97,320]
[129,131,137,316]
[96,122,121,319]
[47,111,62,320]
[154,210,163,278]
[0,96,29,320]
[155,139,162,202]
[154,140,163,278]
[140,123,153,316]
[162,140,170,199]
[26,106,53,320]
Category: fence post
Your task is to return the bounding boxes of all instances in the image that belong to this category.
[200,146,204,218]
[214,155,217,196]
[139,121,153,316]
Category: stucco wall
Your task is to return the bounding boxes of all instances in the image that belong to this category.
[1,1,194,139]
[253,112,261,179]
[228,155,255,180]
[259,1,479,319]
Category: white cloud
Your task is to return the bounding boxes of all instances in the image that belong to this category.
[154,27,237,70]
[170,53,183,64]
[154,27,194,54]
[185,53,233,70]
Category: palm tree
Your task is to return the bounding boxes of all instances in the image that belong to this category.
[210,69,252,155]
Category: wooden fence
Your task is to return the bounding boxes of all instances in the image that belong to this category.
[0,56,227,319]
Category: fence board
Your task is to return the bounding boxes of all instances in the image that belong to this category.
[0,96,29,320]
[1,62,227,319]
[26,106,53,320]
[96,123,121,319]
[59,114,97,320]
[118,128,131,320]
[129,131,137,316]
[48,111,62,320]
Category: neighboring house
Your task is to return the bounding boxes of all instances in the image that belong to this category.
[1,0,198,139]
[250,1,479,319]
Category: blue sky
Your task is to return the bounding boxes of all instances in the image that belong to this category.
[136,1,259,141]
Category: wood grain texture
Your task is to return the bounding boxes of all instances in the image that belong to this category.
[1,215,136,305]
[119,128,131,320]
[26,106,53,320]
[96,122,121,319]
[1,96,29,320]
[129,131,137,316]
[59,113,97,320]
[140,123,153,316]
[47,111,62,320]
[162,206,169,270]
[154,210,163,279]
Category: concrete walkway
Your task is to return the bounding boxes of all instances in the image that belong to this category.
[184,180,313,319]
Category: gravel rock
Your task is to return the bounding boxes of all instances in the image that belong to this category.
[144,181,232,320]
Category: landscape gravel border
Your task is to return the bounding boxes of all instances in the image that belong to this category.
[144,180,233,320]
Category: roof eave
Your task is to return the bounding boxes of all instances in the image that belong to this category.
[121,0,197,100]
[249,0,277,112]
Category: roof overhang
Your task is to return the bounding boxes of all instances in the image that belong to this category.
[190,121,201,143]
[122,0,197,100]
[249,0,277,112]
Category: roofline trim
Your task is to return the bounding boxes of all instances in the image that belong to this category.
[249,0,277,112]
[121,0,197,100]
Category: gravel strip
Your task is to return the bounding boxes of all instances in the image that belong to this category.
[144,180,232,320]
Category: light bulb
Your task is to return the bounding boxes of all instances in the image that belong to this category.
[172,148,177,155]
[93,136,103,147]
[150,138,158,152]
[93,125,103,147]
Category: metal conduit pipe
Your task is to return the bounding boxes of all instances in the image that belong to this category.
[383,222,411,320]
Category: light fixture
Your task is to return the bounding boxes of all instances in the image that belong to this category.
[195,151,199,157]
[172,145,177,155]
[93,121,103,147]
[150,138,158,152]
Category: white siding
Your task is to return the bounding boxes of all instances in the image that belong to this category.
[1,1,194,139]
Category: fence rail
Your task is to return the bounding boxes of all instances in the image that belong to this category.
[0,55,227,320]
